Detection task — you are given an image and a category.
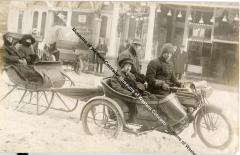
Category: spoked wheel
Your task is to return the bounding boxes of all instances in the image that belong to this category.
[82,99,123,138]
[196,107,232,149]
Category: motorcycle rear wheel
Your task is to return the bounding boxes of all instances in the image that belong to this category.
[196,108,232,149]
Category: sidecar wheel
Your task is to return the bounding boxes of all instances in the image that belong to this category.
[82,99,123,138]
[196,108,232,149]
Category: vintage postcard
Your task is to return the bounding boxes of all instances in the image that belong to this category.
[0,0,239,154]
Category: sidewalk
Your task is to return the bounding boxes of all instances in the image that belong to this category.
[183,72,238,92]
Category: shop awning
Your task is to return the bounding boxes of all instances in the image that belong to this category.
[188,38,212,43]
[213,39,239,45]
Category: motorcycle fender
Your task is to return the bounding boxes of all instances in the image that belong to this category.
[80,96,126,125]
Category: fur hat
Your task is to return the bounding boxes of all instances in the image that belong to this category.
[19,34,36,45]
[119,58,133,68]
[161,43,174,55]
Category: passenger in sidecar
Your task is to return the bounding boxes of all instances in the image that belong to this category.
[108,57,188,132]
[109,57,158,126]
[110,57,157,101]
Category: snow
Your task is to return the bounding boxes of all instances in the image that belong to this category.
[0,71,238,154]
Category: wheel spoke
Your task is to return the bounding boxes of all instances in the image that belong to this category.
[202,114,210,130]
[83,101,122,138]
[200,121,208,129]
[197,111,232,148]
[102,105,106,121]
[213,114,220,127]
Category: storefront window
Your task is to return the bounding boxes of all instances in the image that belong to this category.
[153,5,171,57]
[153,5,186,57]
[188,7,214,41]
[117,3,149,59]
[214,9,239,42]
[100,16,108,38]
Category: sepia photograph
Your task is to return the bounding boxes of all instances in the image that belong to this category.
[0,0,239,154]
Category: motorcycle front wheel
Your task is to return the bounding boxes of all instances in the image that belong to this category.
[196,107,232,149]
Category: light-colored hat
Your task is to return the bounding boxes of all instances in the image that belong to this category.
[132,38,142,46]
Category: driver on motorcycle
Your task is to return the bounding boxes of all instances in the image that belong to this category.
[146,43,194,116]
[146,43,182,95]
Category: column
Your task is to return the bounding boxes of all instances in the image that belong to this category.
[37,11,42,35]
[123,15,130,41]
[66,9,72,27]
[183,6,191,51]
[92,17,101,46]
[45,11,55,43]
[7,2,19,32]
[22,8,32,34]
[145,3,156,61]
[170,9,177,43]
[107,2,120,57]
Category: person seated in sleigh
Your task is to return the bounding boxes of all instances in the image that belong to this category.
[3,33,43,84]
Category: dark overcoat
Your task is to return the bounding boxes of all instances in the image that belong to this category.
[173,47,188,74]
[146,57,180,94]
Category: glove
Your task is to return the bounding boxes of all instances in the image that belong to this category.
[136,82,145,91]
[162,83,170,90]
[176,81,184,88]
[136,73,146,83]
[18,58,27,65]
[142,91,150,96]
[155,80,164,87]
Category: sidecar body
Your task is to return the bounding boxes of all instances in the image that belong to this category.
[81,77,189,132]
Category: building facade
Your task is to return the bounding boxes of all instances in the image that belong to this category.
[6,1,239,82]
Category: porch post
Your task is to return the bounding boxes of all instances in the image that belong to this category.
[107,2,120,58]
[66,9,72,27]
[183,6,191,51]
[145,3,156,61]
[7,2,20,33]
[22,7,32,34]
[92,17,102,46]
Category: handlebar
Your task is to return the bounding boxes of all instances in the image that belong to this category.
[169,87,189,91]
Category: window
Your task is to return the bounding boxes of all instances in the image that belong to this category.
[32,11,39,29]
[214,9,239,42]
[53,11,67,26]
[40,12,47,36]
[100,16,108,38]
[18,10,24,33]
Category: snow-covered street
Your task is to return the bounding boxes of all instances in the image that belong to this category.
[0,71,238,154]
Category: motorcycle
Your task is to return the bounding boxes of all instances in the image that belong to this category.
[80,78,232,149]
